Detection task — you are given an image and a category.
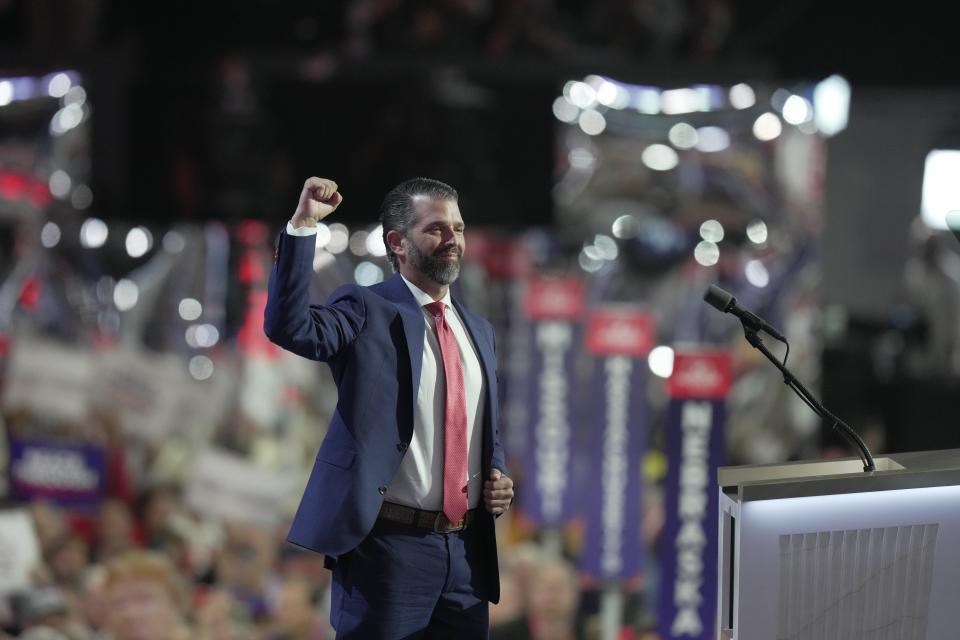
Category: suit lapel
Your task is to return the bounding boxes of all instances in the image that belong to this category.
[377,273,425,414]
[453,298,495,388]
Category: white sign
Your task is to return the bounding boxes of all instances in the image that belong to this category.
[96,347,232,444]
[0,510,42,594]
[185,448,300,528]
[2,338,94,420]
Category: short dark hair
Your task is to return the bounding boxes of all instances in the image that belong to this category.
[380,177,458,270]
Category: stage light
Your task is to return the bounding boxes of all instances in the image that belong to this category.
[635,88,661,114]
[313,252,335,272]
[189,355,214,380]
[694,241,719,266]
[753,113,782,141]
[187,324,220,348]
[729,83,756,110]
[113,279,139,311]
[327,223,349,254]
[648,345,675,378]
[62,86,86,107]
[0,81,12,106]
[813,75,850,137]
[668,123,698,149]
[596,80,618,106]
[80,218,108,248]
[41,222,62,248]
[593,234,618,260]
[125,227,153,258]
[612,215,639,239]
[696,126,730,152]
[699,220,724,243]
[921,149,960,230]
[49,170,71,198]
[578,109,606,135]
[71,184,93,210]
[641,144,679,171]
[782,95,813,125]
[770,88,790,112]
[349,230,369,256]
[179,298,203,321]
[47,73,72,98]
[313,222,332,248]
[745,259,770,288]
[578,248,603,273]
[567,81,597,109]
[163,231,185,253]
[354,262,384,286]
[746,220,768,244]
[552,96,579,123]
[366,225,387,257]
[661,88,706,114]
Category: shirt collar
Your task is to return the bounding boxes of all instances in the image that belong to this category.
[399,274,453,309]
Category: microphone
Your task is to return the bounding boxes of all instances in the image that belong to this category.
[703,285,786,342]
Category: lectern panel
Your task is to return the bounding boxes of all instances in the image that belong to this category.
[736,485,960,639]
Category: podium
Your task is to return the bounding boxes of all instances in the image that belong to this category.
[716,450,960,639]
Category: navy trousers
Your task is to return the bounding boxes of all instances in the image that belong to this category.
[330,517,490,639]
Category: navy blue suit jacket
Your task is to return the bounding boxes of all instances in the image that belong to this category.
[263,231,506,602]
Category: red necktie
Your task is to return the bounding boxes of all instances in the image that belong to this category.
[424,301,469,524]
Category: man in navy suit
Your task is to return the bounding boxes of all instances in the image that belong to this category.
[264,176,514,639]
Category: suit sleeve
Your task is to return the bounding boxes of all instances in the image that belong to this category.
[263,230,366,361]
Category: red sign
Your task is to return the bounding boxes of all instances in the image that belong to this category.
[524,276,585,320]
[668,351,732,399]
[585,308,654,356]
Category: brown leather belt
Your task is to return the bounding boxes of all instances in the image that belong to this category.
[378,502,477,533]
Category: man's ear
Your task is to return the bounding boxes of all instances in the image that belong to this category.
[385,230,405,261]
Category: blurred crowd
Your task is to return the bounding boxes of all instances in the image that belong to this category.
[0,405,667,640]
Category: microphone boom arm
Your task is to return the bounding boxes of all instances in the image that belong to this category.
[741,325,876,473]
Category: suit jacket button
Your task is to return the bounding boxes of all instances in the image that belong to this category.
[378,486,387,495]
[397,443,408,452]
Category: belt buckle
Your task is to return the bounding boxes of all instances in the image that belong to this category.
[433,512,464,533]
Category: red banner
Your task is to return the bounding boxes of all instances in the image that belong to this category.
[585,308,654,357]
[668,351,732,400]
[524,276,585,320]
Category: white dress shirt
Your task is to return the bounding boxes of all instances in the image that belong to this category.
[285,223,485,510]
[387,275,485,511]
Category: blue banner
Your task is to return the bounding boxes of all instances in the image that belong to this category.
[580,355,648,581]
[521,319,579,525]
[9,439,106,505]
[658,351,731,639]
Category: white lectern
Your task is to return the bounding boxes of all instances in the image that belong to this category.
[717,450,960,640]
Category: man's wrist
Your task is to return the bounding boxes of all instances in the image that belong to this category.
[286,221,320,237]
[290,215,317,229]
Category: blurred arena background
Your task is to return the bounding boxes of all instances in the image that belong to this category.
[1,1,959,638]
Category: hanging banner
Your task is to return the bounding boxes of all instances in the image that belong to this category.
[520,275,584,526]
[8,439,106,505]
[580,308,653,581]
[658,350,731,640]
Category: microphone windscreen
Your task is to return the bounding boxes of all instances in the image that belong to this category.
[703,285,735,312]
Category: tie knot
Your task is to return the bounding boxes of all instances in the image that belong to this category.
[424,301,446,318]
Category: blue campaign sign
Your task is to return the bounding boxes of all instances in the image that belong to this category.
[579,308,653,582]
[658,351,731,639]
[579,355,648,581]
[519,275,584,526]
[8,439,106,505]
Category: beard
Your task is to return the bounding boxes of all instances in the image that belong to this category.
[407,240,462,285]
